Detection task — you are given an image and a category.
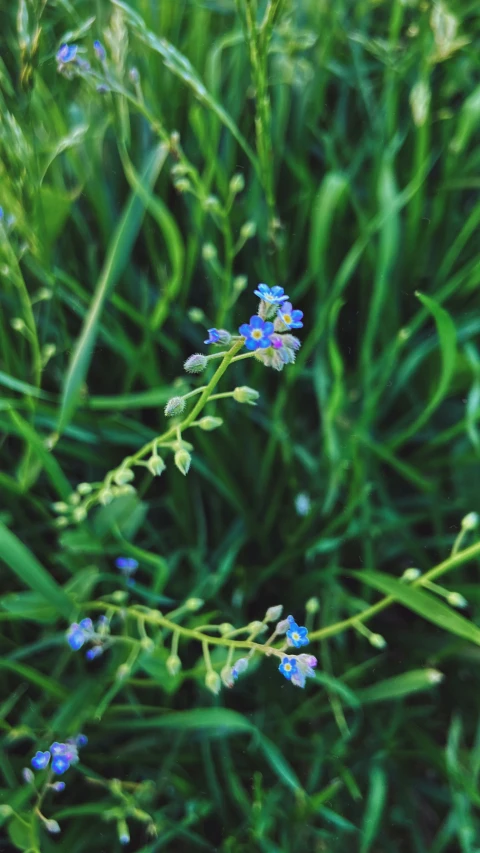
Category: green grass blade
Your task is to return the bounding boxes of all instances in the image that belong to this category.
[356,669,444,704]
[360,765,387,853]
[0,522,73,618]
[57,143,168,432]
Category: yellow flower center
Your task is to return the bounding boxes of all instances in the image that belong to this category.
[283,314,292,324]
[284,663,292,672]
[292,632,300,641]
[251,329,263,340]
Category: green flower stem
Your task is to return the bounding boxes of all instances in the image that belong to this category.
[309,539,480,642]
[202,640,214,673]
[104,340,245,475]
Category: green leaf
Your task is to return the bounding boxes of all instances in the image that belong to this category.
[8,409,71,499]
[0,522,73,618]
[356,669,444,704]
[356,570,480,645]
[0,660,66,699]
[58,143,168,431]
[258,735,302,793]
[105,708,254,734]
[8,814,33,851]
[390,292,457,448]
[360,765,387,853]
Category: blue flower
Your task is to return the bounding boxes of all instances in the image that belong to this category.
[56,44,78,64]
[204,328,231,345]
[232,658,249,681]
[86,645,103,661]
[76,734,88,747]
[52,755,70,775]
[254,284,289,305]
[286,617,309,648]
[279,656,298,681]
[93,40,106,61]
[239,316,274,351]
[277,302,303,330]
[31,750,50,770]
[115,557,139,576]
[66,618,93,651]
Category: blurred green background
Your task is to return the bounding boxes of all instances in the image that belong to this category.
[2,0,480,850]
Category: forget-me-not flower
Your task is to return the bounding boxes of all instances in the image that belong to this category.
[279,656,298,681]
[56,44,78,64]
[254,284,289,305]
[204,328,231,345]
[239,316,274,351]
[31,750,50,770]
[286,616,309,648]
[277,302,303,330]
[66,618,93,651]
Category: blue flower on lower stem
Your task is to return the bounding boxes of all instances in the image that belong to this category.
[31,750,51,770]
[286,617,309,648]
[56,44,78,63]
[51,755,70,775]
[93,40,106,61]
[86,645,103,661]
[239,316,274,351]
[66,618,93,651]
[254,283,289,305]
[115,557,139,573]
[279,656,298,681]
[277,302,303,330]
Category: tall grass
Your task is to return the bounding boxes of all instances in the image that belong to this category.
[1,0,480,850]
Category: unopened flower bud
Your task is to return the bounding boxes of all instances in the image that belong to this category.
[202,242,217,261]
[247,620,265,634]
[68,492,80,505]
[113,468,134,486]
[140,638,154,654]
[427,669,444,684]
[305,597,320,614]
[229,173,245,194]
[218,622,234,635]
[221,665,234,687]
[118,819,130,845]
[147,455,166,477]
[233,275,247,293]
[186,597,204,611]
[116,664,130,681]
[233,386,259,405]
[45,819,61,834]
[240,221,256,241]
[51,781,66,792]
[461,512,479,531]
[165,396,186,417]
[52,501,69,514]
[175,178,191,193]
[22,768,35,784]
[265,605,283,622]
[0,805,13,818]
[94,40,106,61]
[205,670,221,695]
[77,482,92,495]
[129,67,139,84]
[54,516,69,528]
[188,307,205,323]
[174,449,191,475]
[276,618,290,635]
[203,195,221,213]
[197,416,223,431]
[401,568,421,582]
[447,592,468,609]
[369,633,387,649]
[232,658,249,679]
[184,353,208,373]
[98,488,113,505]
[72,506,87,523]
[11,317,25,332]
[166,654,182,676]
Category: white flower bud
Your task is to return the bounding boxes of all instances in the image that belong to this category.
[247,620,265,634]
[165,396,186,417]
[166,654,182,676]
[218,622,234,635]
[265,605,283,622]
[174,449,191,475]
[77,482,92,495]
[203,195,221,213]
[11,317,25,332]
[461,512,479,531]
[427,669,444,684]
[147,455,166,477]
[45,820,61,834]
[229,173,245,194]
[174,178,191,193]
[197,416,223,431]
[113,468,134,486]
[369,633,387,649]
[447,592,468,609]
[0,806,13,818]
[52,502,69,514]
[410,80,431,127]
[202,242,217,261]
[205,670,221,695]
[233,386,260,405]
[401,568,421,582]
[184,353,208,373]
[221,665,234,688]
[22,768,35,784]
[98,488,114,505]
[185,597,204,611]
[276,618,290,635]
[116,664,130,681]
[233,275,247,293]
[54,516,69,528]
[240,221,256,241]
[305,597,320,614]
[72,506,87,523]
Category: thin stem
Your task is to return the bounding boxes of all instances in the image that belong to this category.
[309,539,480,642]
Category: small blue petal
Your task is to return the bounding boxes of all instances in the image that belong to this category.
[57,44,78,63]
[31,750,51,770]
[79,618,93,631]
[51,756,70,775]
[115,557,139,572]
[76,734,88,747]
[86,645,103,661]
[93,40,106,61]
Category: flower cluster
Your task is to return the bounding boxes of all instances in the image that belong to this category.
[66,615,110,660]
[116,556,139,587]
[31,735,87,777]
[279,654,317,688]
[205,283,303,371]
